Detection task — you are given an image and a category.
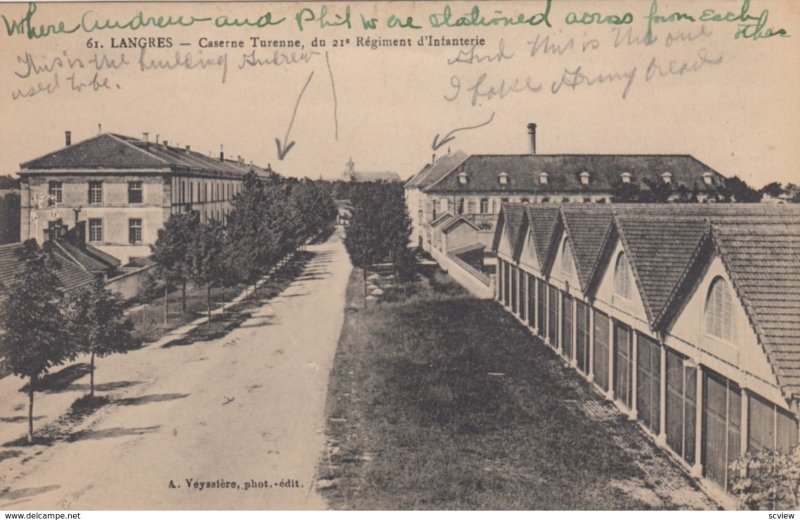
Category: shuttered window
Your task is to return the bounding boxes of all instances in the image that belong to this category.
[527,274,536,328]
[614,322,633,409]
[537,279,547,336]
[637,333,661,434]
[704,277,736,342]
[593,311,610,391]
[562,294,573,360]
[576,301,590,374]
[704,371,741,490]
[548,284,559,348]
[666,349,696,465]
[614,252,632,299]
[748,393,799,454]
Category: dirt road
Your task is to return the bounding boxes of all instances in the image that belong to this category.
[0,231,351,510]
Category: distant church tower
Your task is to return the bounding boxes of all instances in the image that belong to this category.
[343,157,356,181]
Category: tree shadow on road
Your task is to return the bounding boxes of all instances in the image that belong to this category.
[114,393,188,406]
[19,363,91,394]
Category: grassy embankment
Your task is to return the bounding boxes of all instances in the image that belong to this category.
[320,265,710,510]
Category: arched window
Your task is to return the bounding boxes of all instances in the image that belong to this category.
[561,241,574,276]
[705,277,736,342]
[614,252,632,299]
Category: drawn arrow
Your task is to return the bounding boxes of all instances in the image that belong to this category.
[432,112,496,152]
[275,71,315,160]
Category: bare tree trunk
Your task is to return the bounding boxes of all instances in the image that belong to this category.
[182,280,187,314]
[163,275,168,325]
[89,351,96,397]
[207,285,212,328]
[27,375,35,444]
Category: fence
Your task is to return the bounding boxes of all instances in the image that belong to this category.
[106,264,155,301]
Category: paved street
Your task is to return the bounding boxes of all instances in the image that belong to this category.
[0,231,352,510]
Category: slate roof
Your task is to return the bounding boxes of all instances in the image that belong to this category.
[524,205,562,265]
[502,203,527,253]
[711,222,800,399]
[614,215,711,325]
[20,133,272,177]
[559,205,615,291]
[53,239,120,274]
[0,242,97,299]
[405,150,469,189]
[423,154,724,194]
[442,216,479,234]
[430,212,456,228]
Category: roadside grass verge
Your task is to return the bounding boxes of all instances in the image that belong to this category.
[321,266,700,510]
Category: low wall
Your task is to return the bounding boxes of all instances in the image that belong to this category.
[431,247,494,299]
[106,265,155,301]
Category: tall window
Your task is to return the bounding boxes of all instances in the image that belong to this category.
[88,219,103,242]
[561,241,574,276]
[432,200,439,219]
[48,181,62,203]
[614,252,632,299]
[704,277,736,342]
[88,181,103,204]
[480,198,489,214]
[457,198,465,215]
[128,218,143,244]
[128,181,143,203]
[467,199,476,214]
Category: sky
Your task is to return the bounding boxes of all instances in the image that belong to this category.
[0,0,798,188]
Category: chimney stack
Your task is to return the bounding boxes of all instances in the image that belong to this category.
[142,132,149,142]
[220,144,224,162]
[65,131,72,147]
[163,140,168,148]
[185,145,190,152]
[527,123,537,155]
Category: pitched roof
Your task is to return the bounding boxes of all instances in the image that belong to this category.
[423,154,723,193]
[524,205,562,265]
[442,216,479,233]
[53,239,120,274]
[559,205,615,291]
[0,242,97,298]
[502,203,527,255]
[20,133,272,177]
[711,221,800,399]
[406,150,469,189]
[430,212,456,228]
[614,215,711,325]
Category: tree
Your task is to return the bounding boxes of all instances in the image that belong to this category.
[63,279,134,397]
[717,176,762,203]
[0,240,70,443]
[344,192,386,306]
[187,220,226,326]
[730,447,800,510]
[151,210,199,314]
[641,178,674,203]
[610,180,641,203]
[761,181,784,199]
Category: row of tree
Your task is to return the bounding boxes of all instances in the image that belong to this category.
[0,172,336,444]
[343,182,416,304]
[151,173,337,322]
[610,177,800,203]
[0,242,134,443]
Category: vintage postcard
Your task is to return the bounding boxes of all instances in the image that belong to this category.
[0,0,798,513]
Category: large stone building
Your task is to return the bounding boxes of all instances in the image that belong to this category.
[18,132,271,264]
[493,202,800,500]
[406,124,726,250]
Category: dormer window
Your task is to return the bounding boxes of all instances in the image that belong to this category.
[661,171,673,184]
[580,171,590,185]
[458,172,468,185]
[539,172,549,185]
[703,171,714,186]
[621,172,632,184]
[498,172,509,185]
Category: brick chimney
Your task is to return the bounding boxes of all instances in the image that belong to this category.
[65,131,72,147]
[527,123,537,155]
[219,144,224,162]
